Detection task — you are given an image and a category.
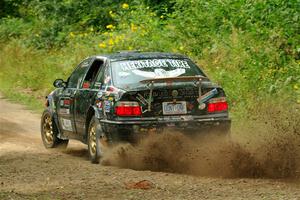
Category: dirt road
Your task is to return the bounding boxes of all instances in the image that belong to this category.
[1,94,300,200]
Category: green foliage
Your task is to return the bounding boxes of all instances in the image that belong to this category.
[0,17,32,41]
[0,0,299,117]
[0,0,24,18]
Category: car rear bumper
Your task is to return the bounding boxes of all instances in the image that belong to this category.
[99,114,231,134]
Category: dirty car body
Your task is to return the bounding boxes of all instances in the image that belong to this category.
[42,52,231,162]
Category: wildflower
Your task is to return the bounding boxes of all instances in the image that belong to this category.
[128,46,133,50]
[108,39,114,46]
[130,23,137,32]
[106,24,115,30]
[109,11,115,18]
[90,27,94,32]
[297,99,300,104]
[160,15,164,19]
[98,43,106,48]
[179,46,184,51]
[69,32,75,38]
[122,3,129,9]
[294,84,299,90]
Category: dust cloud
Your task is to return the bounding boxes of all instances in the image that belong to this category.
[102,105,300,179]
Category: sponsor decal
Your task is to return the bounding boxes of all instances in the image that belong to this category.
[64,99,71,105]
[132,68,185,79]
[104,100,111,112]
[119,59,191,71]
[97,91,104,98]
[61,118,72,131]
[82,82,90,89]
[96,101,103,110]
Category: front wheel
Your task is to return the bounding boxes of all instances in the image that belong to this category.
[41,109,69,149]
[88,116,106,164]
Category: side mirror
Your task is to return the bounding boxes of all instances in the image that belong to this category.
[53,79,66,88]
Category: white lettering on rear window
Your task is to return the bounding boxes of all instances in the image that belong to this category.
[120,59,190,71]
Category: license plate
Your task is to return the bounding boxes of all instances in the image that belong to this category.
[162,101,187,115]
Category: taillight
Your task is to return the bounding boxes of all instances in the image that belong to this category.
[115,101,142,116]
[207,98,228,112]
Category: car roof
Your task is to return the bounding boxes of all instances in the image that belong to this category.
[94,51,189,61]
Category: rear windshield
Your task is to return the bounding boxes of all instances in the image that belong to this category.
[111,58,206,89]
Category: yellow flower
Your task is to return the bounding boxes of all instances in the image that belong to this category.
[108,39,114,46]
[160,15,164,19]
[122,3,129,9]
[130,23,137,32]
[106,24,115,30]
[297,99,300,104]
[109,10,115,18]
[294,84,299,90]
[98,43,106,48]
[90,27,94,32]
[179,46,184,51]
[128,46,133,50]
[69,32,75,37]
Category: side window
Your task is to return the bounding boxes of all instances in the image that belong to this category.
[81,59,104,89]
[94,63,110,89]
[68,59,91,88]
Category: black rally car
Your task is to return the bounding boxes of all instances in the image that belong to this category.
[41,52,231,163]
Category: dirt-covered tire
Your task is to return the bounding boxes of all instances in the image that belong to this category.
[87,116,105,164]
[41,109,69,149]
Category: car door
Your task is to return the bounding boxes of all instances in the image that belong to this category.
[74,57,106,136]
[56,58,92,138]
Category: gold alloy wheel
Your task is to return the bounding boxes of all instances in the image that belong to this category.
[43,115,54,144]
[89,123,97,156]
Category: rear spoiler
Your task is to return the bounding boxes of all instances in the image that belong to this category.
[140,76,210,112]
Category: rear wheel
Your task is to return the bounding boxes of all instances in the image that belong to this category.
[88,116,107,164]
[41,110,69,148]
